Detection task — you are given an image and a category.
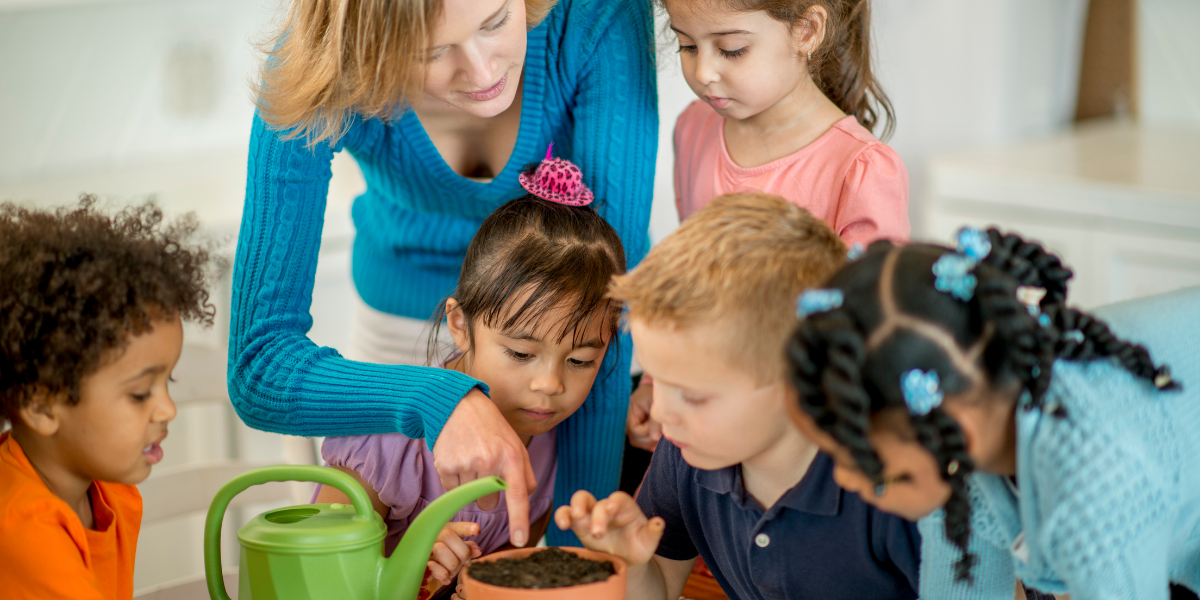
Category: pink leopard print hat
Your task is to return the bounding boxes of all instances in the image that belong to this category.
[518,143,595,207]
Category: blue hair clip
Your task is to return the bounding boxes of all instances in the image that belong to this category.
[901,369,943,416]
[797,288,844,318]
[954,228,992,262]
[847,243,865,261]
[933,254,978,301]
[1063,329,1085,343]
[1038,313,1052,328]
[932,227,990,301]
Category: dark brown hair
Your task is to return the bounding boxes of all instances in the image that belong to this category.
[0,196,218,422]
[429,193,626,364]
[668,0,895,140]
[786,231,1178,581]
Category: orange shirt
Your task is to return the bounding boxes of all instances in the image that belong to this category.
[0,432,142,599]
[674,100,910,247]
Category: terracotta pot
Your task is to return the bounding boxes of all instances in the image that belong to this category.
[462,546,627,600]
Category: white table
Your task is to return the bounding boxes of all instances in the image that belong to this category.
[924,119,1200,309]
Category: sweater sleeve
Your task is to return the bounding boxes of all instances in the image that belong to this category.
[227,115,485,443]
[544,0,657,547]
[835,143,910,247]
[918,487,1018,600]
[1032,408,1173,599]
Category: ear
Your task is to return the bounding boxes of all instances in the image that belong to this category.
[444,298,472,355]
[794,4,829,57]
[16,390,65,436]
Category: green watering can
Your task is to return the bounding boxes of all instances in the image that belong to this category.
[204,464,507,600]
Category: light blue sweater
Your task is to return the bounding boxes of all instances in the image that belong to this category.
[227,0,657,547]
[919,287,1200,599]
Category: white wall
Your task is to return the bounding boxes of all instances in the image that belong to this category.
[0,0,276,183]
[873,0,1088,236]
[1138,0,1200,130]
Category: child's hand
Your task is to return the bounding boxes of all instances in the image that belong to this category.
[553,490,665,567]
[626,379,661,452]
[424,522,482,589]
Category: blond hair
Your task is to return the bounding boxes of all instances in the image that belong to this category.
[609,193,846,382]
[256,0,558,146]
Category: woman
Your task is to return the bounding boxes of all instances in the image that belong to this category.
[228,0,657,547]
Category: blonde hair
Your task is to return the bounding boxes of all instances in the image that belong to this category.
[609,193,846,382]
[256,0,558,146]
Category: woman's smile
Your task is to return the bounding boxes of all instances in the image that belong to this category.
[462,73,508,101]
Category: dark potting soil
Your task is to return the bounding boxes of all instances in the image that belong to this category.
[468,547,616,589]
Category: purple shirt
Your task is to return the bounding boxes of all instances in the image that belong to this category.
[317,429,558,556]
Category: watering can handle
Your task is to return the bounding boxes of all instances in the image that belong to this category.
[203,464,377,600]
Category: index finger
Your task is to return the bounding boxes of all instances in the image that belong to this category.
[445,521,481,539]
[502,449,534,548]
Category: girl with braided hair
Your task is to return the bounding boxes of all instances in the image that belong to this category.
[785,228,1200,599]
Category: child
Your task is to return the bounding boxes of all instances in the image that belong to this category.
[314,155,625,597]
[785,229,1200,598]
[0,198,214,599]
[557,193,922,600]
[625,0,908,457]
[665,0,907,246]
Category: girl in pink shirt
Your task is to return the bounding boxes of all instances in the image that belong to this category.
[666,0,907,247]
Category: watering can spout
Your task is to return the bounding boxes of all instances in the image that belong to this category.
[379,476,508,600]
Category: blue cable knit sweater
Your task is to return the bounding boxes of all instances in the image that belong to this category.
[917,287,1200,599]
[227,0,657,546]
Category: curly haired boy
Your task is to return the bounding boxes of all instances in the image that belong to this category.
[0,197,215,600]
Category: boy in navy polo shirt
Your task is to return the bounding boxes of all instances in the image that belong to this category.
[555,193,922,600]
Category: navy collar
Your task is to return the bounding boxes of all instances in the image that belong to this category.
[693,451,842,516]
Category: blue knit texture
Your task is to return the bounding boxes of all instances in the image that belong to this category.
[919,287,1200,599]
[228,0,657,548]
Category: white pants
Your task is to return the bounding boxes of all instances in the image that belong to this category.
[345,296,453,367]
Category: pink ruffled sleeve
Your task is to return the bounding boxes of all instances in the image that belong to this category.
[834,144,910,247]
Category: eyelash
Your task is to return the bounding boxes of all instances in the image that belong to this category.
[677,45,746,59]
[504,348,596,368]
[486,10,510,32]
[132,376,176,402]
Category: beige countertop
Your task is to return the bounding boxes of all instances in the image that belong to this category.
[931,119,1200,232]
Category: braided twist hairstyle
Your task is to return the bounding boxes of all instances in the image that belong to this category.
[789,307,882,475]
[909,409,977,579]
[1050,305,1179,391]
[786,228,1179,582]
